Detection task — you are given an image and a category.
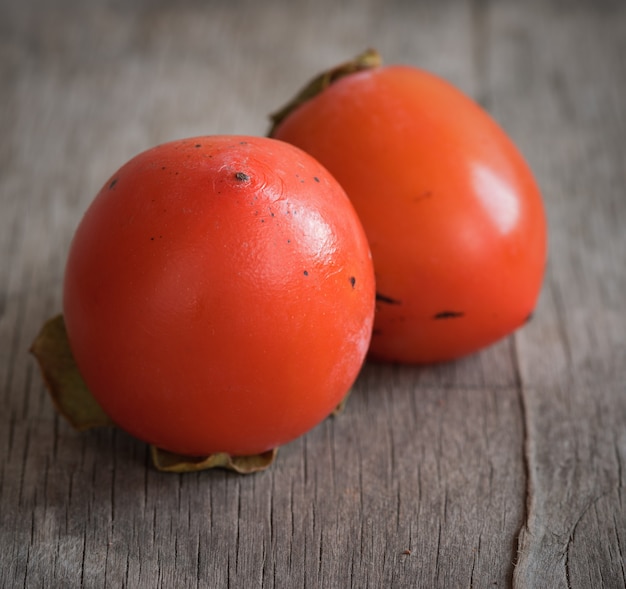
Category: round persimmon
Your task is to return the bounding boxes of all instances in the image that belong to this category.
[62,135,375,456]
[271,51,547,364]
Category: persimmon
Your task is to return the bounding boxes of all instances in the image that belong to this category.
[270,50,547,364]
[61,135,375,457]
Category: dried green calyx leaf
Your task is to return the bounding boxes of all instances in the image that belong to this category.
[30,314,114,430]
[268,48,382,136]
[151,446,278,474]
[332,388,351,416]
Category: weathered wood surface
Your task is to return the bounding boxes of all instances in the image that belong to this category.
[1,0,625,587]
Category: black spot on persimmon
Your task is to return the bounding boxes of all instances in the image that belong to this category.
[414,191,433,202]
[235,172,250,182]
[313,177,320,183]
[195,143,202,148]
[433,311,464,319]
[376,292,401,305]
[303,270,309,276]
[109,178,118,190]
[350,276,356,288]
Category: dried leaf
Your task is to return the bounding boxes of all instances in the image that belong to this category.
[332,389,351,416]
[151,446,278,474]
[30,314,114,430]
[268,48,382,136]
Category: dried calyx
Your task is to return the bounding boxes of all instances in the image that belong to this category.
[267,48,382,136]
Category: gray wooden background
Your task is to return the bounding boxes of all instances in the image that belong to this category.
[2,0,625,587]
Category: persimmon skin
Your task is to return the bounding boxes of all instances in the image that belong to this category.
[63,136,375,456]
[272,65,547,364]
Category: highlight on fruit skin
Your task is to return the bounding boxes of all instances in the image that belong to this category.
[270,49,548,364]
[32,135,376,473]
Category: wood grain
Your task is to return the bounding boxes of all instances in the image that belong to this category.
[1,0,624,587]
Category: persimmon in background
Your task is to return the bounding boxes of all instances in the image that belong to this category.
[62,136,375,457]
[271,50,548,364]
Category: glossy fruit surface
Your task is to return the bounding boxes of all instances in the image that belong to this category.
[63,135,375,456]
[271,54,547,363]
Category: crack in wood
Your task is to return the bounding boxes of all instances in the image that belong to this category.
[511,335,533,589]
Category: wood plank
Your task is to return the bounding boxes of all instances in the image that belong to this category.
[483,1,626,587]
[1,0,625,587]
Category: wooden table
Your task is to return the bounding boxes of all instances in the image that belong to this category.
[2,0,625,587]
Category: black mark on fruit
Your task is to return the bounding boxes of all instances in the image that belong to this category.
[350,276,356,288]
[434,311,464,319]
[109,178,118,189]
[303,270,309,276]
[314,177,320,183]
[235,172,250,182]
[376,292,401,305]
[414,191,433,202]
